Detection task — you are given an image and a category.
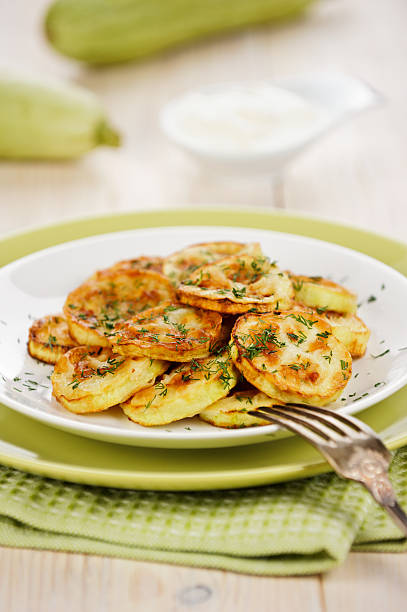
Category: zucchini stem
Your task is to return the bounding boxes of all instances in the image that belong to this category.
[98,121,121,147]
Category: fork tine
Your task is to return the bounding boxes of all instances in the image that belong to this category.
[251,403,389,452]
[284,403,391,456]
[249,407,332,443]
[285,403,369,434]
[271,404,349,438]
[259,404,361,444]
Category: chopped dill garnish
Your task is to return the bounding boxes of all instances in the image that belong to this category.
[292,279,303,292]
[164,305,178,312]
[181,373,198,383]
[287,330,307,346]
[174,321,188,336]
[371,349,390,359]
[286,313,318,329]
[237,326,285,360]
[323,350,333,364]
[155,381,168,397]
[232,286,246,299]
[47,334,57,349]
[69,378,80,390]
[353,393,369,402]
[287,362,310,372]
[316,331,331,339]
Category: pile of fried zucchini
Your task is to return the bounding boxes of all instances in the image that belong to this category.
[28,241,370,428]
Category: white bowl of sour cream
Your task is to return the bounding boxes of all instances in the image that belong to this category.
[160,73,382,174]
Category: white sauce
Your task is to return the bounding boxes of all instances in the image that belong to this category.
[162,83,330,156]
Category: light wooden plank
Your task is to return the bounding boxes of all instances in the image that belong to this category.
[323,552,407,612]
[0,548,324,612]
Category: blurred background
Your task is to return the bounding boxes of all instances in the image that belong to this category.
[1,0,406,240]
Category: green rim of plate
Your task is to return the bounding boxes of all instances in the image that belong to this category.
[1,207,407,491]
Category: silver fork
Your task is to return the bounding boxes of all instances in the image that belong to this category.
[248,403,407,535]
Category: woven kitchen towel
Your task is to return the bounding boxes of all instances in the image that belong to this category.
[0,447,406,576]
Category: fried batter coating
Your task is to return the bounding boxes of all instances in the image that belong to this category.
[232,310,352,406]
[178,253,293,314]
[200,386,277,428]
[64,268,175,346]
[28,314,77,364]
[121,349,238,426]
[112,302,222,362]
[163,241,260,284]
[52,346,168,414]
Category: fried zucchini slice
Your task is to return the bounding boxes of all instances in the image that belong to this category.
[290,304,370,358]
[163,241,260,284]
[231,310,352,406]
[28,314,78,364]
[64,268,175,347]
[178,254,293,314]
[323,311,370,357]
[110,256,164,274]
[52,347,168,414]
[112,302,223,362]
[291,274,357,314]
[121,349,238,426]
[200,387,277,428]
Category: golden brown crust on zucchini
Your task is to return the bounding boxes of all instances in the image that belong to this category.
[111,302,223,362]
[200,387,277,428]
[323,311,370,357]
[163,241,259,284]
[28,314,78,364]
[289,304,370,358]
[177,253,293,314]
[231,310,352,406]
[121,349,238,426]
[64,268,175,346]
[52,346,168,414]
[110,256,164,275]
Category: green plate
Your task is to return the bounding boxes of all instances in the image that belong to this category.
[1,207,406,491]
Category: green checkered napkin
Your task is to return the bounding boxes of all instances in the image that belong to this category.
[0,448,406,575]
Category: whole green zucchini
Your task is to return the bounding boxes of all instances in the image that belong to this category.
[0,72,120,160]
[45,0,316,65]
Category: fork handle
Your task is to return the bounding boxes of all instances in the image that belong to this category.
[381,500,407,537]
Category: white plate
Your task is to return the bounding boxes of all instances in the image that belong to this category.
[1,226,407,449]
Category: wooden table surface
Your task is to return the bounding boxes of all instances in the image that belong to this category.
[1,0,406,609]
